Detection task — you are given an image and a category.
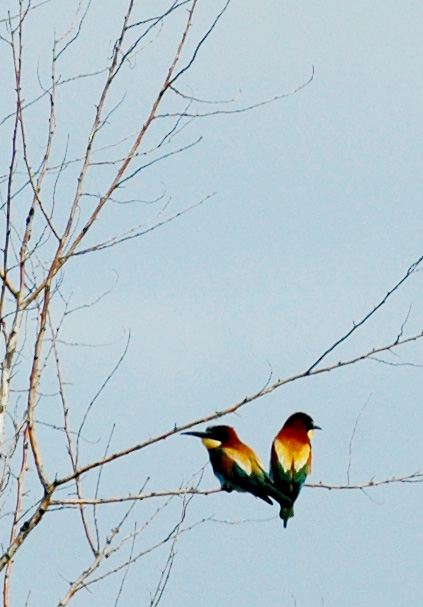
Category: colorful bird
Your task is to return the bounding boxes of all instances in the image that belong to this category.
[183,425,292,508]
[270,412,321,527]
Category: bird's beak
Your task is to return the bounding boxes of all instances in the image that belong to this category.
[182,431,209,438]
[182,430,221,449]
[308,424,321,439]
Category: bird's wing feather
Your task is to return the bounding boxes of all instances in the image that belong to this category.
[223,448,253,476]
[214,448,273,504]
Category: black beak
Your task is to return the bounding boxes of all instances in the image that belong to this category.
[313,424,322,431]
[182,431,209,438]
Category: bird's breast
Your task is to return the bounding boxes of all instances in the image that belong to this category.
[273,438,311,472]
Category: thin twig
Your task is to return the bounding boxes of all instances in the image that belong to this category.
[93,425,116,549]
[50,314,98,556]
[347,394,371,484]
[306,253,423,374]
[156,67,315,119]
[113,521,137,607]
[57,501,137,607]
[69,193,215,258]
[307,473,423,490]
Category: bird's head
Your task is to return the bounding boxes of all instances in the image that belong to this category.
[182,425,237,449]
[283,412,321,439]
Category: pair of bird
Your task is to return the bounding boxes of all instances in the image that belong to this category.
[183,412,320,527]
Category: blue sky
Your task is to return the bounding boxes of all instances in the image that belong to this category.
[1,1,423,605]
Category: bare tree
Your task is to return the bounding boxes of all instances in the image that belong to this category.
[0,1,422,605]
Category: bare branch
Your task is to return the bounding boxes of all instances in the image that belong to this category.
[69,193,215,258]
[50,471,423,507]
[0,0,54,25]
[56,501,137,607]
[169,83,241,105]
[26,286,51,488]
[52,488,221,506]
[51,314,98,556]
[113,521,137,607]
[127,1,191,31]
[52,328,423,488]
[0,487,53,572]
[74,497,196,592]
[149,495,190,607]
[75,332,130,462]
[307,472,423,490]
[306,253,423,374]
[23,0,202,308]
[3,426,29,607]
[93,425,116,550]
[169,0,231,87]
[156,67,315,119]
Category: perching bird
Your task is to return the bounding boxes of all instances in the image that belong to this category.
[183,425,292,508]
[270,412,321,527]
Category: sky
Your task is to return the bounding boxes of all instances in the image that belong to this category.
[1,0,423,605]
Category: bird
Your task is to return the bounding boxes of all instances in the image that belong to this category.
[270,412,321,527]
[183,425,292,508]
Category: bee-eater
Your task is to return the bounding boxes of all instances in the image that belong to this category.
[183,425,292,508]
[270,412,321,527]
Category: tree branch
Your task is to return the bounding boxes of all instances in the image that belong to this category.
[50,471,423,507]
[52,329,423,489]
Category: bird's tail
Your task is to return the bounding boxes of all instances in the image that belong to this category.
[280,504,294,528]
[265,483,292,510]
